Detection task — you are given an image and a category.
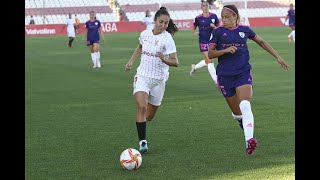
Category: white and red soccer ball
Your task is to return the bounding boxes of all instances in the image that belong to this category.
[119,148,142,170]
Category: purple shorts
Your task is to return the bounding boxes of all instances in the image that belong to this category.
[199,42,214,52]
[217,69,253,97]
[289,21,295,26]
[86,40,100,46]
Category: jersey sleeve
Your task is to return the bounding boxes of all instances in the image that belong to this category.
[165,34,177,55]
[247,26,257,39]
[210,28,219,45]
[193,17,198,28]
[138,31,145,45]
[214,15,220,26]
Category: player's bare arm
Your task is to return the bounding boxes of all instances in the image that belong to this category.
[60,25,66,32]
[210,23,216,28]
[99,28,105,42]
[158,52,179,67]
[251,35,290,70]
[192,27,199,36]
[125,44,142,71]
[82,29,87,40]
[208,45,237,59]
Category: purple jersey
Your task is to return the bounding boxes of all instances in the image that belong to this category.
[210,25,256,76]
[287,9,295,26]
[85,20,101,41]
[194,13,220,42]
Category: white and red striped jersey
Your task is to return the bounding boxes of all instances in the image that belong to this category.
[136,29,177,81]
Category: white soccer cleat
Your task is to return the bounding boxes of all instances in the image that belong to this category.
[190,64,196,76]
[139,140,148,153]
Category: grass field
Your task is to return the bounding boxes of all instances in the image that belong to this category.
[25,27,295,179]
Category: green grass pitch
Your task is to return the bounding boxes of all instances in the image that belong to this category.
[25,27,295,179]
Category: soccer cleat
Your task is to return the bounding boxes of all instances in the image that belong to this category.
[238,118,244,130]
[139,140,148,153]
[246,138,257,155]
[190,64,196,76]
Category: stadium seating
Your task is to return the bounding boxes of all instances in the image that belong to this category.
[25,0,117,24]
[25,0,294,25]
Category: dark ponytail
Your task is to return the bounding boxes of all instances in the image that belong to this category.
[201,0,216,5]
[205,0,216,5]
[167,19,179,36]
[154,7,179,36]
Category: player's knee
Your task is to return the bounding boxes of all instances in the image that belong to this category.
[146,114,155,121]
[137,103,147,113]
[204,59,212,64]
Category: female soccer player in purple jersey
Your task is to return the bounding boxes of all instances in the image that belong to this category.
[82,11,105,68]
[208,4,290,155]
[284,4,295,43]
[190,0,219,87]
[124,7,179,154]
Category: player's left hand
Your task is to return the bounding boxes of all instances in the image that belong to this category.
[125,62,132,71]
[156,52,168,62]
[276,57,290,70]
[210,23,216,28]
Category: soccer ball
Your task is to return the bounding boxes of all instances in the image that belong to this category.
[120,148,142,170]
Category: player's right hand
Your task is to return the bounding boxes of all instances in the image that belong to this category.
[225,46,237,54]
[125,62,132,71]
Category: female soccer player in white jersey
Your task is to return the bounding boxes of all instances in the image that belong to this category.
[142,10,154,31]
[125,7,179,153]
[208,4,290,155]
[60,13,76,48]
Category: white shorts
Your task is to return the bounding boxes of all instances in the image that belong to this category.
[133,74,166,106]
[67,29,75,37]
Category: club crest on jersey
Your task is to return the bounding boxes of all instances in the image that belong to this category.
[211,19,215,23]
[239,32,245,38]
[154,40,159,46]
[95,22,98,25]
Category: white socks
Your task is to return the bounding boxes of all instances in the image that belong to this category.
[91,53,97,68]
[291,30,295,42]
[288,30,295,42]
[95,51,101,67]
[239,100,254,142]
[207,62,217,84]
[194,60,218,84]
[194,60,207,69]
[91,53,96,65]
[91,52,101,68]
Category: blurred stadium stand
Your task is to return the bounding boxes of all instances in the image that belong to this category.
[25,0,294,25]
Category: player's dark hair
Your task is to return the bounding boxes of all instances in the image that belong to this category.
[201,0,216,5]
[145,10,149,17]
[154,7,179,36]
[223,4,240,25]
